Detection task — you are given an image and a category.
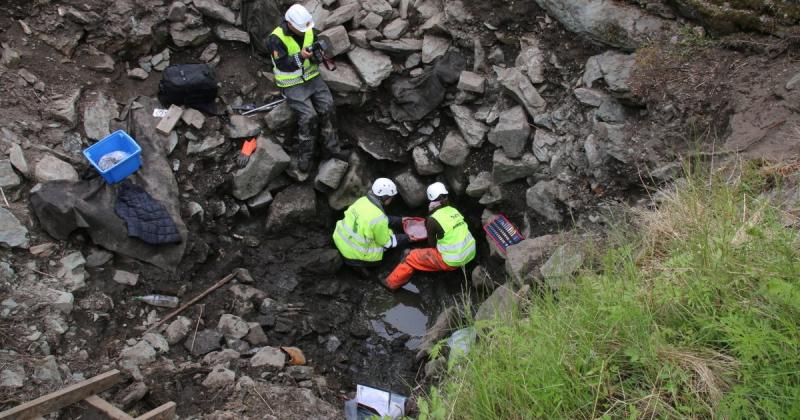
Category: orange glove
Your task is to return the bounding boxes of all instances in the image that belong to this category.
[237,138,257,167]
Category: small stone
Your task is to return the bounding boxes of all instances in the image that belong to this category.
[184,329,223,356]
[0,160,20,188]
[200,43,219,62]
[465,171,491,198]
[487,106,530,159]
[34,154,79,182]
[383,19,409,40]
[202,366,235,388]
[214,25,250,43]
[412,144,444,175]
[127,68,149,80]
[193,0,236,25]
[218,314,249,340]
[120,341,156,367]
[85,249,113,267]
[422,34,450,64]
[168,2,187,22]
[319,26,351,57]
[165,316,192,345]
[245,322,268,346]
[439,131,470,167]
[786,72,800,91]
[187,136,225,155]
[32,356,62,384]
[113,270,139,286]
[314,158,349,190]
[8,143,29,177]
[225,115,262,139]
[286,366,313,381]
[181,108,205,130]
[251,346,285,369]
[457,71,485,93]
[203,349,241,366]
[347,47,392,88]
[361,12,383,30]
[143,333,169,353]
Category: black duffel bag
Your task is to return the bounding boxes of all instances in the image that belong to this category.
[158,64,218,113]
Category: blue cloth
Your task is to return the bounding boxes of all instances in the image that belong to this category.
[115,181,181,244]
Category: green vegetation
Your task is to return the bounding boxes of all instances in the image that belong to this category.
[421,165,800,419]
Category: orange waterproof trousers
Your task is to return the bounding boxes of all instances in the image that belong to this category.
[385,248,457,290]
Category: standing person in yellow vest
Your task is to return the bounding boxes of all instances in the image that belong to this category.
[267,4,347,172]
[333,178,410,277]
[383,182,476,290]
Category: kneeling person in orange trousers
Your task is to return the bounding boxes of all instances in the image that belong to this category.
[383,182,476,290]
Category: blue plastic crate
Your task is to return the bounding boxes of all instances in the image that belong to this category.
[83,130,142,184]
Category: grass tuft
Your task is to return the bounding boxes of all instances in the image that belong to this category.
[422,164,800,419]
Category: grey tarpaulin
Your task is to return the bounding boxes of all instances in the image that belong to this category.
[30,96,187,271]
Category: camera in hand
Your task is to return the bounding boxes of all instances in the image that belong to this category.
[306,39,330,64]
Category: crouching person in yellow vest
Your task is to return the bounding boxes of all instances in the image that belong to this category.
[383,182,476,290]
[333,178,410,277]
[268,4,347,172]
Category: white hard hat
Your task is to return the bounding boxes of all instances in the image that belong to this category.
[372,178,397,197]
[285,4,314,32]
[426,182,448,201]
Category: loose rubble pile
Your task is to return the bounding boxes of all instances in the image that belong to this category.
[2,0,800,417]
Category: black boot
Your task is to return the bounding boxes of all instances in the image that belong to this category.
[296,122,316,172]
[320,112,349,161]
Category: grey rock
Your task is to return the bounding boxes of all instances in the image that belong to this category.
[475,284,529,322]
[394,169,427,208]
[488,106,530,159]
[595,99,627,123]
[347,47,392,88]
[450,105,487,147]
[324,2,360,27]
[233,136,291,200]
[35,154,79,183]
[193,0,236,24]
[328,152,372,211]
[184,329,223,356]
[415,306,456,361]
[214,25,250,43]
[383,19,409,39]
[112,270,138,286]
[225,115,262,139]
[325,336,341,353]
[439,131,470,167]
[404,52,421,69]
[315,158,349,190]
[584,134,604,167]
[203,349,241,366]
[263,101,296,130]
[361,12,384,30]
[594,121,631,163]
[8,143,29,178]
[127,68,149,80]
[495,67,546,117]
[573,87,609,107]
[363,0,393,18]
[120,341,156,367]
[83,92,118,141]
[413,144,444,175]
[250,346,285,369]
[540,244,583,290]
[583,51,636,98]
[165,316,192,345]
[32,356,62,384]
[492,150,538,184]
[422,34,450,64]
[245,323,269,346]
[117,382,149,408]
[457,71,485,93]
[0,208,28,248]
[471,265,493,289]
[168,2,187,22]
[181,108,206,130]
[287,365,314,381]
[348,29,370,48]
[49,89,82,127]
[187,136,225,155]
[415,0,443,19]
[505,235,559,286]
[218,314,249,339]
[266,185,317,232]
[515,37,545,84]
[171,25,212,48]
[532,129,559,163]
[1,45,21,68]
[87,52,115,73]
[465,171,491,198]
[143,333,169,353]
[0,160,20,188]
[533,0,676,50]
[526,180,563,223]
[319,26,351,57]
[650,162,682,181]
[247,189,273,209]
[85,249,113,267]
[202,366,235,388]
[57,251,87,292]
[369,38,423,54]
[786,72,800,90]
[200,43,219,62]
[304,0,331,31]
[321,61,363,92]
[0,364,25,388]
[479,185,503,206]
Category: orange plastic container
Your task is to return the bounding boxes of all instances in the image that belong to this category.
[402,217,427,242]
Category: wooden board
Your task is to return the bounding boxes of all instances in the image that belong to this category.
[0,370,122,420]
[84,395,134,420]
[136,402,176,420]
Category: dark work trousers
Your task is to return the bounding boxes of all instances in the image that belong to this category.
[282,76,340,167]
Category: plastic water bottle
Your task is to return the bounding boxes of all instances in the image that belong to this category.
[133,295,179,308]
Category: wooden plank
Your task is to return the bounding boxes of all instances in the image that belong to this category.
[135,402,176,420]
[0,370,122,420]
[84,395,134,420]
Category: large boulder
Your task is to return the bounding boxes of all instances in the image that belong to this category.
[439,131,470,167]
[495,67,546,117]
[394,169,427,208]
[0,208,29,248]
[475,284,529,322]
[193,0,236,25]
[319,26,351,57]
[315,158,349,190]
[526,180,564,223]
[505,235,560,287]
[49,89,82,127]
[265,185,317,232]
[451,105,487,147]
[321,61,363,93]
[487,106,530,159]
[533,0,677,50]
[34,154,79,183]
[492,151,538,184]
[83,92,119,141]
[582,51,637,100]
[232,136,291,200]
[328,153,372,211]
[347,47,392,88]
[515,36,545,84]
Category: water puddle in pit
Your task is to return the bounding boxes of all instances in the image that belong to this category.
[368,282,429,350]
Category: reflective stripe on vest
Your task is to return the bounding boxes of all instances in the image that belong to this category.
[431,206,476,267]
[333,197,389,262]
[270,26,320,88]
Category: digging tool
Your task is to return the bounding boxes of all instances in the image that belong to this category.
[234,98,286,116]
[143,269,247,334]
